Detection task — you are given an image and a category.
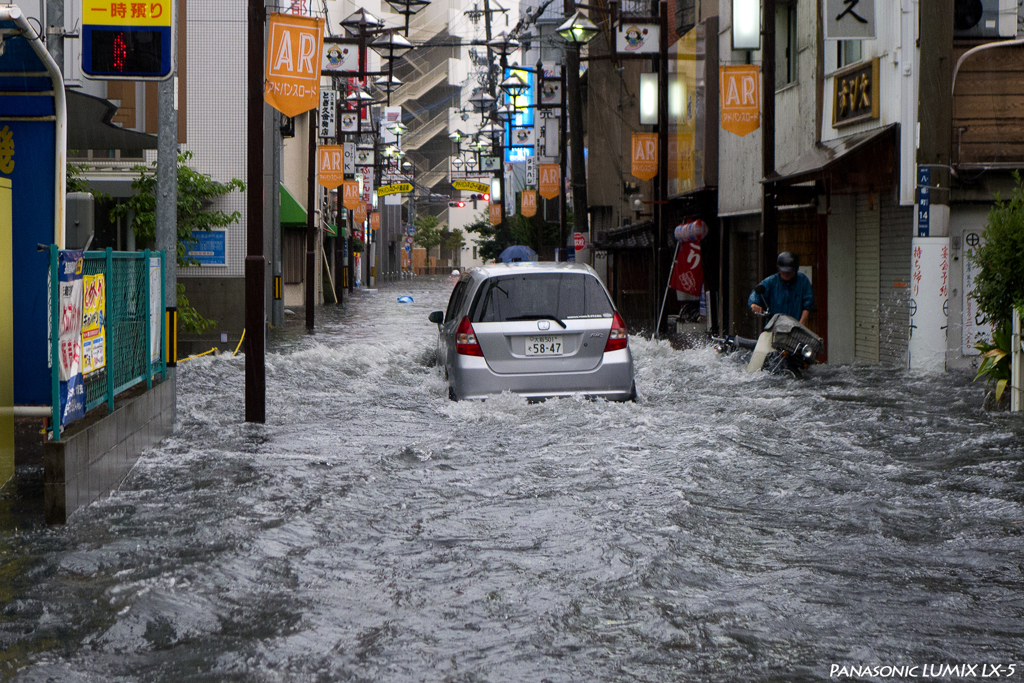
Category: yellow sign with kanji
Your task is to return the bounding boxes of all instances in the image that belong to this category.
[720,65,760,137]
[265,13,325,118]
[520,190,537,217]
[539,164,560,200]
[317,145,345,189]
[377,183,413,197]
[631,133,658,181]
[83,0,172,27]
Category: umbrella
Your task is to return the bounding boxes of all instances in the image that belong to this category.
[498,245,537,263]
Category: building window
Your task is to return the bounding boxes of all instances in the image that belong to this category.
[838,40,863,68]
[777,3,798,88]
[473,246,477,260]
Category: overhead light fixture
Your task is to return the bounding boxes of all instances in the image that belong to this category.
[341,8,384,35]
[557,11,600,45]
[499,73,528,98]
[487,31,520,57]
[370,32,414,61]
[732,0,760,51]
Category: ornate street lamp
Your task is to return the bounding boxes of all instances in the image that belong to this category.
[499,73,528,99]
[487,31,520,58]
[384,0,430,35]
[469,87,495,113]
[556,11,600,44]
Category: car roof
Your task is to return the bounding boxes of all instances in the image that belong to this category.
[467,261,599,280]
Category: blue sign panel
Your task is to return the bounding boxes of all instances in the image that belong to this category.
[187,230,227,266]
[917,166,930,237]
[2,29,57,405]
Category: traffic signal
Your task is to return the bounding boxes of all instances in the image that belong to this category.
[469,193,491,208]
[448,201,466,208]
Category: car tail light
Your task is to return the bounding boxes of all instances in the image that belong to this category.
[604,312,629,352]
[456,316,483,356]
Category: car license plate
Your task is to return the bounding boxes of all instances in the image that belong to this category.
[525,335,563,356]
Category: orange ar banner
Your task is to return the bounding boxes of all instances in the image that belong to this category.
[489,203,502,225]
[370,212,381,231]
[317,145,345,189]
[265,13,325,117]
[353,203,367,223]
[631,133,658,181]
[341,180,360,210]
[520,190,537,217]
[539,164,560,200]
[720,65,760,137]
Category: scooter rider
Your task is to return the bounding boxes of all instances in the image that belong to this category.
[749,252,815,326]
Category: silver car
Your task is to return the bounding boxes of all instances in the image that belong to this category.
[428,262,636,401]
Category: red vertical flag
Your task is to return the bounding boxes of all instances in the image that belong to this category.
[669,242,703,296]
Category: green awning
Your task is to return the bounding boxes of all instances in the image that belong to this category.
[280,183,306,226]
[323,223,337,237]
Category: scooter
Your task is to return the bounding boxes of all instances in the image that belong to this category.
[711,286,824,377]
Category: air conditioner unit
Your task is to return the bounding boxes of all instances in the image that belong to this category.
[954,0,1017,39]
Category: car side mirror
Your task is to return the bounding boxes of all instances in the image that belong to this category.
[428,311,444,324]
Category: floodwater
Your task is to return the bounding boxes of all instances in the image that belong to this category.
[2,275,1023,682]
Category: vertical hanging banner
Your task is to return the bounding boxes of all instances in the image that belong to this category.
[720,65,761,137]
[319,90,337,138]
[81,272,106,377]
[669,242,704,296]
[521,190,538,217]
[317,145,345,189]
[370,212,381,231]
[539,164,560,199]
[265,14,325,117]
[632,133,658,181]
[353,203,367,224]
[342,180,361,210]
[489,203,502,226]
[909,238,949,372]
[57,251,85,428]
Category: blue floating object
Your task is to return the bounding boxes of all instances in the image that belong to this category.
[397,296,414,303]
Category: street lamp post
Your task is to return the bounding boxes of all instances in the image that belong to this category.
[557,8,600,260]
[245,0,266,423]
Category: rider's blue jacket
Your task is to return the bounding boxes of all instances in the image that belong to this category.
[748,272,815,320]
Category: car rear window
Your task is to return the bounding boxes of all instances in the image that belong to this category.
[469,273,614,323]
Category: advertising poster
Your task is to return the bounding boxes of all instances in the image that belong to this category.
[150,257,162,365]
[58,250,85,427]
[909,237,949,372]
[962,229,993,355]
[188,230,227,267]
[81,273,106,376]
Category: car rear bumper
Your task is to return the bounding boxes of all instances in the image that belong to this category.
[450,349,635,401]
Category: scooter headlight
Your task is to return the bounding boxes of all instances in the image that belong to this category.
[800,344,815,361]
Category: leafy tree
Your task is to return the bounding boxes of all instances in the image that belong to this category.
[413,214,443,257]
[66,161,110,201]
[972,172,1024,326]
[111,151,246,332]
[442,228,465,253]
[970,173,1024,404]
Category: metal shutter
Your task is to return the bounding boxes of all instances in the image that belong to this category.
[855,194,880,363]
[878,199,912,367]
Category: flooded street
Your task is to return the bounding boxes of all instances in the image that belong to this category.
[2,275,1023,682]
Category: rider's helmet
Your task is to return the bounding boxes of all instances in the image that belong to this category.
[777,251,799,273]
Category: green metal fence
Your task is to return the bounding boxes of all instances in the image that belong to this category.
[50,247,166,439]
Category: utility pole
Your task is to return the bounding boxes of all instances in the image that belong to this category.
[305,110,317,332]
[245,0,266,423]
[761,0,777,280]
[917,0,953,237]
[156,3,178,409]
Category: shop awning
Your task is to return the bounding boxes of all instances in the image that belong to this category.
[762,124,897,187]
[280,183,306,226]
